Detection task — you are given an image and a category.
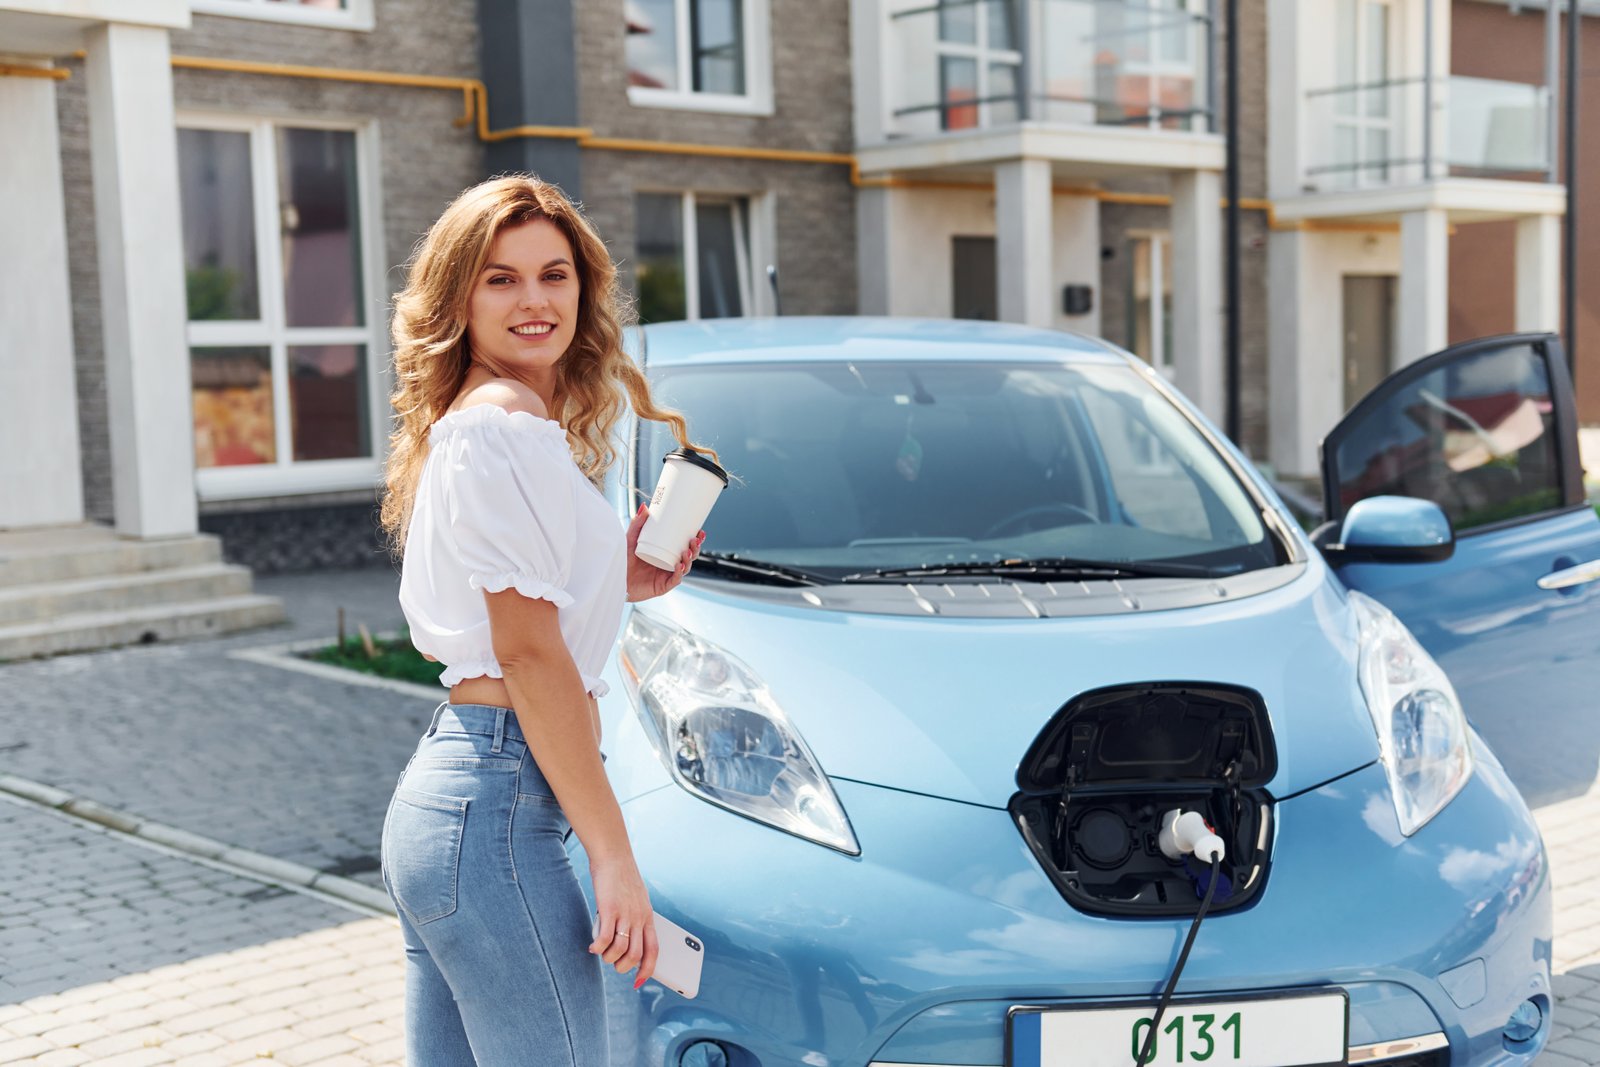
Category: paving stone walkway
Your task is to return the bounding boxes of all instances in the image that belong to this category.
[3,566,1600,1064]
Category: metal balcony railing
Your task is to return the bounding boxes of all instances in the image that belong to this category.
[885,0,1215,138]
[1301,74,1550,192]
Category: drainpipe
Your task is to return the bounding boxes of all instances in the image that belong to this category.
[1422,0,1434,182]
[1565,0,1580,384]
[1224,0,1241,444]
[1548,0,1561,184]
[1017,0,1033,121]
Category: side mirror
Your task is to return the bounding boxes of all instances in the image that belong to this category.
[1322,495,1455,564]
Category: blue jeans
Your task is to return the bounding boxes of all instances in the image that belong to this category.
[381,703,607,1066]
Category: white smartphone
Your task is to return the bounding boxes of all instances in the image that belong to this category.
[647,911,705,998]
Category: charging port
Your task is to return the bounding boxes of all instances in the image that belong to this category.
[1009,683,1277,917]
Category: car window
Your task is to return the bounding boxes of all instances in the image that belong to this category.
[1329,341,1562,532]
[638,359,1279,579]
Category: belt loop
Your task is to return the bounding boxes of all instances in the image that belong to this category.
[426,701,448,737]
[491,706,507,754]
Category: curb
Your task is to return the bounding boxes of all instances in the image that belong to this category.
[228,632,445,703]
[0,770,397,917]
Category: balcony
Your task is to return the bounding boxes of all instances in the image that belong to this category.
[1301,74,1550,193]
[858,0,1223,178]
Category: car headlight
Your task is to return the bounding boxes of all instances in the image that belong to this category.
[1349,590,1473,836]
[618,610,860,855]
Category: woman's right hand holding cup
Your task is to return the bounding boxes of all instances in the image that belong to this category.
[589,853,659,990]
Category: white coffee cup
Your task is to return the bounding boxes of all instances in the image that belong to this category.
[636,448,729,571]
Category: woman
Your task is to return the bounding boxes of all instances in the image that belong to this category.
[378,174,720,1065]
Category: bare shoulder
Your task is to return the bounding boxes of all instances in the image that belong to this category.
[455,379,550,421]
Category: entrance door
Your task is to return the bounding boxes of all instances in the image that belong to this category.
[1342,274,1395,411]
[952,236,998,320]
[1321,333,1600,805]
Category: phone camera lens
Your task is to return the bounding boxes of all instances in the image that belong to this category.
[686,936,702,951]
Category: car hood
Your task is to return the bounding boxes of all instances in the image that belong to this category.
[629,564,1381,808]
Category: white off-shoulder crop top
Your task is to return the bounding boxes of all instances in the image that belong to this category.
[398,404,628,699]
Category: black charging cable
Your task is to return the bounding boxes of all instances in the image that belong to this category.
[1134,856,1222,1067]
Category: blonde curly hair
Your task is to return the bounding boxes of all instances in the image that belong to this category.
[380,175,718,551]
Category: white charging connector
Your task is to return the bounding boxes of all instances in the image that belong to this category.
[1158,809,1226,864]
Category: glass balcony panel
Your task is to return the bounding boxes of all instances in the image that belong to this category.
[1363,9,1389,117]
[1301,75,1548,191]
[987,0,1018,50]
[989,60,1020,125]
[885,0,1211,137]
[939,0,977,44]
[1154,0,1190,64]
[1448,75,1548,174]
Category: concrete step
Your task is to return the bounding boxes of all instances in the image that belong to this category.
[0,563,255,625]
[0,594,287,661]
[0,526,222,587]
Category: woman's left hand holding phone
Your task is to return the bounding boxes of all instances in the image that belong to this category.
[588,858,660,989]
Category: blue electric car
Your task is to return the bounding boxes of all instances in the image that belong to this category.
[580,318,1600,1067]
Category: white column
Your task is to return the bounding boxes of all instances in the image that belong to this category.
[85,22,198,538]
[1267,230,1348,478]
[1398,208,1448,365]
[855,186,891,316]
[0,68,84,529]
[1515,213,1561,333]
[996,158,1053,327]
[1170,169,1224,425]
[1052,192,1100,336]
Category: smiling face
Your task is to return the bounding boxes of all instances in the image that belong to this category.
[465,217,581,380]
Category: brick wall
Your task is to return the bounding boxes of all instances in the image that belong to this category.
[57,0,485,523]
[572,0,857,318]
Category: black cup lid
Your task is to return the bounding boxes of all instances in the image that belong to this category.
[664,447,728,485]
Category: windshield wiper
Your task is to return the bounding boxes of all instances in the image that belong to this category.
[692,551,831,586]
[839,556,1216,583]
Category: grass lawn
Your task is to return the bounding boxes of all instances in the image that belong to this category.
[307,630,445,687]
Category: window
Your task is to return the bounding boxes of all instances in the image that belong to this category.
[1331,0,1395,188]
[1128,233,1173,378]
[635,192,772,323]
[936,0,1022,130]
[626,0,773,114]
[177,116,385,501]
[1328,341,1563,532]
[189,0,374,31]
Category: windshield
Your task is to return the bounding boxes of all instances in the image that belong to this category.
[636,360,1280,581]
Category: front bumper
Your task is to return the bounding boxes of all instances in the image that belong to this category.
[584,739,1550,1067]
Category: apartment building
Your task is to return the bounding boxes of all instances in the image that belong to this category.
[0,0,1587,584]
[1266,0,1576,477]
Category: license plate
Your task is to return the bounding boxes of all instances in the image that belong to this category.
[1006,991,1348,1067]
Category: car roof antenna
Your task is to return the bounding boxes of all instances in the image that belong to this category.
[767,264,782,316]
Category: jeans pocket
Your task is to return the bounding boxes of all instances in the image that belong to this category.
[382,786,469,925]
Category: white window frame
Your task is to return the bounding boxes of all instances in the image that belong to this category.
[177,111,390,503]
[935,0,1023,130]
[190,0,374,32]
[1129,229,1174,374]
[1332,0,1398,189]
[627,0,775,116]
[638,189,775,319]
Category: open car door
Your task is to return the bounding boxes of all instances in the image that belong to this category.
[1320,332,1600,805]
